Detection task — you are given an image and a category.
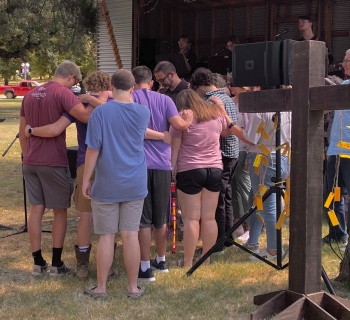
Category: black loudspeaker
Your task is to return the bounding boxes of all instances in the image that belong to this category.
[232,40,294,87]
[67,146,78,179]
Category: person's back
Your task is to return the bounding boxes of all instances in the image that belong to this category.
[21,81,80,166]
[132,89,176,170]
[175,116,226,172]
[88,100,150,202]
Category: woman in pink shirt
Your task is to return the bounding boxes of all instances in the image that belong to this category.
[170,89,231,267]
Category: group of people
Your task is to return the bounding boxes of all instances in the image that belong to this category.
[18,41,350,300]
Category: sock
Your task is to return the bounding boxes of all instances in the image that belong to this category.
[140,260,150,272]
[78,245,90,253]
[52,247,63,267]
[156,255,165,263]
[32,249,46,266]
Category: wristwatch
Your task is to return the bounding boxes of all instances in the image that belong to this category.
[228,122,234,129]
[28,127,33,135]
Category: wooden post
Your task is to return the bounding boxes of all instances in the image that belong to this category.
[325,0,332,52]
[289,40,325,294]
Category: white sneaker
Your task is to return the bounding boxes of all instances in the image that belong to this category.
[243,242,260,253]
[249,249,285,261]
[237,231,250,243]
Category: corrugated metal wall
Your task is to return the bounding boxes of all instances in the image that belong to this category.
[97,0,133,73]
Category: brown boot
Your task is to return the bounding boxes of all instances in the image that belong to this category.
[108,243,119,280]
[74,245,91,279]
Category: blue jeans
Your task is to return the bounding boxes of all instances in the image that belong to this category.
[247,153,289,250]
[325,155,350,241]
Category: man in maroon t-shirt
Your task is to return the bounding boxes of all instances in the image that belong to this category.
[19,60,94,276]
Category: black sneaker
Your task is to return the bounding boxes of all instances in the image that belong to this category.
[49,263,70,276]
[150,259,169,273]
[138,267,156,282]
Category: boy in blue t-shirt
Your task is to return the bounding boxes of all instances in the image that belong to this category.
[82,69,150,300]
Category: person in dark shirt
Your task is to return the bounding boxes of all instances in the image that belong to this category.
[178,35,197,75]
[154,61,189,106]
[297,15,326,43]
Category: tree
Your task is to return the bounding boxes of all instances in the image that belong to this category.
[0,0,98,80]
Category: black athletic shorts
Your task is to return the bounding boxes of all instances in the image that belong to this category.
[140,169,171,229]
[176,168,223,195]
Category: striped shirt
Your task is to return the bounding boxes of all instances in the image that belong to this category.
[205,89,239,159]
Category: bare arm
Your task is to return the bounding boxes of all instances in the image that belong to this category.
[25,116,72,138]
[79,93,107,108]
[69,103,94,123]
[145,129,171,145]
[169,110,193,130]
[82,147,100,199]
[19,117,27,155]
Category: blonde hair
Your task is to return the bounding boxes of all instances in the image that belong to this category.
[176,89,222,123]
[83,71,111,93]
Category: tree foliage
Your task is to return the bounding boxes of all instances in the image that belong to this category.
[0,0,98,80]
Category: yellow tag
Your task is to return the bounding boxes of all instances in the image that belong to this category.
[255,195,263,210]
[347,126,350,129]
[253,154,261,167]
[258,144,270,156]
[324,192,335,209]
[282,143,290,156]
[261,155,268,166]
[286,177,291,190]
[338,141,350,150]
[328,210,339,226]
[275,212,286,230]
[285,204,290,217]
[259,184,268,196]
[261,129,270,140]
[334,187,341,201]
[256,213,264,225]
[273,115,278,130]
[284,190,290,205]
[254,165,260,175]
[275,142,287,151]
[256,122,265,134]
[340,154,350,159]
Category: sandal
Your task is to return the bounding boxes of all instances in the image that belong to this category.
[84,285,108,300]
[126,286,145,299]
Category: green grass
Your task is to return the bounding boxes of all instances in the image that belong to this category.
[0,101,349,320]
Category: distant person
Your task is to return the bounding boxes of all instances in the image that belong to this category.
[297,15,326,43]
[178,35,197,75]
[19,60,94,276]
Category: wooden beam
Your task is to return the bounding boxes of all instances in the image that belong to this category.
[246,6,252,40]
[170,10,173,53]
[228,6,233,35]
[132,0,139,68]
[211,8,215,56]
[316,0,322,40]
[99,0,123,69]
[309,85,350,111]
[325,0,332,52]
[264,2,269,41]
[178,10,183,40]
[239,89,292,113]
[194,11,199,58]
[270,3,277,41]
[289,40,325,294]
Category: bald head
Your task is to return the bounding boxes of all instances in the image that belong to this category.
[111,69,135,91]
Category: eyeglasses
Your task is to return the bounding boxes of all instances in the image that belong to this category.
[155,73,170,83]
[343,60,350,64]
[72,74,80,85]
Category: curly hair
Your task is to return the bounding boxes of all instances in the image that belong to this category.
[190,68,213,90]
[83,71,111,93]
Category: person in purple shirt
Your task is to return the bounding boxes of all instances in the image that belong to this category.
[130,66,193,281]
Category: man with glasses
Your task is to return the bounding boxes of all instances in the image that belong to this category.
[19,60,95,276]
[154,61,189,105]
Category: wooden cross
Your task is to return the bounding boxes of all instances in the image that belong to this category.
[239,40,350,319]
